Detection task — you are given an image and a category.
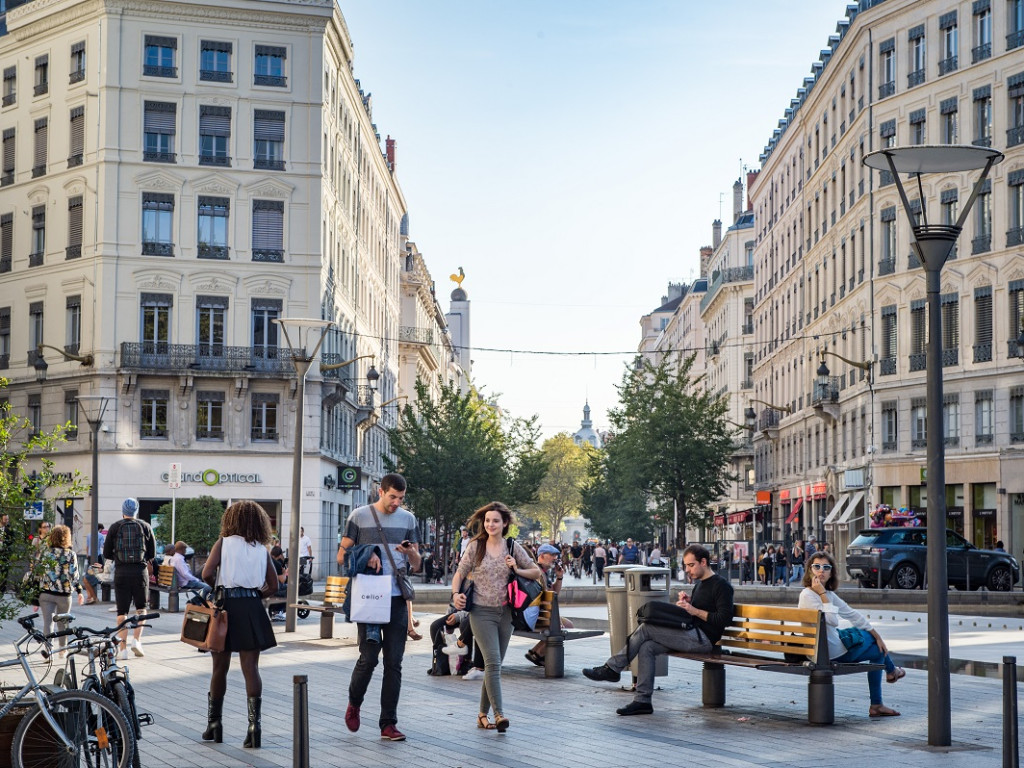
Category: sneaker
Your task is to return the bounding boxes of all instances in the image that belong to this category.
[118,646,130,661]
[462,668,485,681]
[271,612,286,622]
[380,724,406,741]
[130,639,144,658]
[442,633,468,656]
[616,700,654,716]
[344,703,360,732]
[582,664,621,683]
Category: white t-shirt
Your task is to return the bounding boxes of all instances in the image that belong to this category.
[217,536,268,589]
[299,534,313,558]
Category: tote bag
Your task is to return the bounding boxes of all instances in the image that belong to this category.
[180,598,228,652]
[349,573,393,623]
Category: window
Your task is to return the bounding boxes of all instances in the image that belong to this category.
[1009,72,1024,147]
[253,110,285,170]
[30,205,45,267]
[1011,280,1024,357]
[32,117,47,178]
[2,66,15,106]
[943,394,960,447]
[67,195,83,260]
[909,108,926,144]
[941,188,959,234]
[33,55,48,97]
[940,98,958,143]
[198,106,231,166]
[70,41,86,84]
[1012,386,1024,443]
[939,12,958,74]
[1011,0,1024,51]
[1010,170,1024,246]
[64,390,78,439]
[200,40,232,83]
[974,86,992,146]
[881,304,897,375]
[143,35,177,78]
[252,200,284,262]
[142,193,174,256]
[196,391,225,440]
[140,293,171,354]
[254,45,286,87]
[973,179,991,254]
[941,293,959,366]
[28,394,41,437]
[197,196,229,259]
[910,299,926,371]
[880,206,896,273]
[251,299,280,363]
[68,106,84,167]
[140,389,169,439]
[143,101,176,163]
[908,26,926,87]
[28,301,43,352]
[973,3,992,62]
[881,400,898,451]
[974,286,993,363]
[975,390,994,445]
[65,295,81,354]
[911,397,927,448]
[196,295,227,358]
[251,393,278,441]
[879,39,895,98]
[0,307,9,369]
[0,213,10,273]
[2,128,15,186]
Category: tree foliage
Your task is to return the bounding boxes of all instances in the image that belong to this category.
[523,433,595,541]
[152,495,225,555]
[580,450,650,543]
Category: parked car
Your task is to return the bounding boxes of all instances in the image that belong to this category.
[846,527,1019,591]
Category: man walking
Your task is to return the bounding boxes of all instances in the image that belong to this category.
[103,498,156,659]
[338,473,420,741]
[582,544,734,715]
[619,538,639,565]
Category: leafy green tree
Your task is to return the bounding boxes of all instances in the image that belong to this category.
[152,495,224,555]
[524,433,594,541]
[580,450,649,543]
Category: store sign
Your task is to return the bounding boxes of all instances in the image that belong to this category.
[159,469,262,486]
[338,465,361,491]
[779,489,790,502]
[755,491,771,505]
[844,468,865,489]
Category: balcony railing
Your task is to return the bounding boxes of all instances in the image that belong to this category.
[879,257,895,276]
[910,352,926,371]
[251,429,279,442]
[973,342,992,363]
[908,251,921,270]
[199,69,233,83]
[1008,126,1024,148]
[1008,29,1024,50]
[198,154,232,167]
[811,376,839,407]
[907,69,925,87]
[398,325,434,345]
[942,348,958,367]
[69,69,85,85]
[254,74,287,87]
[938,56,958,76]
[1008,227,1024,247]
[65,245,81,260]
[120,341,294,374]
[878,81,895,99]
[196,428,224,440]
[972,234,991,254]
[28,251,43,267]
[142,241,174,257]
[140,426,167,438]
[252,249,284,263]
[198,243,229,259]
[700,265,754,313]
[143,65,177,78]
[972,43,991,63]
[1009,339,1024,358]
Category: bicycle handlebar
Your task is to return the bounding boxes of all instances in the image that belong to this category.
[67,612,162,640]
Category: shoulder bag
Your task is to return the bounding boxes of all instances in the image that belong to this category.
[636,600,695,631]
[369,507,416,601]
[506,538,543,631]
[181,591,227,652]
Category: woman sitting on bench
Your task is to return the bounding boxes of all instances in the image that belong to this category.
[798,550,905,718]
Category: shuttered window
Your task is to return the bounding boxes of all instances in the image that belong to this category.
[32,117,47,177]
[68,106,84,166]
[67,196,83,260]
[881,304,898,361]
[2,66,15,106]
[910,299,927,356]
[34,55,48,96]
[254,45,287,86]
[252,200,284,262]
[143,35,177,78]
[1011,280,1024,344]
[30,205,45,267]
[974,286,992,349]
[2,128,15,185]
[941,293,959,363]
[143,101,176,162]
[253,110,284,169]
[0,213,11,273]
[199,106,231,166]
[142,193,174,256]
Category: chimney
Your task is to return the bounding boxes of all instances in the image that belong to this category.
[733,178,743,222]
[385,136,396,171]
[699,246,713,278]
[712,220,722,249]
[746,169,759,210]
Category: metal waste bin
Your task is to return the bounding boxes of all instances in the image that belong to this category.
[603,565,636,660]
[624,566,672,678]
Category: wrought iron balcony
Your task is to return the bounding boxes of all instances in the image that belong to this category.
[973,343,992,363]
[254,74,287,87]
[1008,29,1024,50]
[878,81,895,99]
[1,93,14,107]
[251,429,278,442]
[67,154,83,168]
[143,65,177,78]
[907,69,925,88]
[143,151,176,163]
[399,325,434,345]
[972,43,991,63]
[199,154,232,167]
[910,353,926,372]
[942,348,959,367]
[254,159,285,171]
[196,427,224,440]
[976,433,994,446]
[141,426,167,439]
[1008,126,1024,148]
[28,251,43,267]
[1008,227,1024,247]
[252,249,283,263]
[142,241,174,257]
[971,234,991,254]
[199,70,233,83]
[120,341,294,375]
[197,243,229,259]
[938,56,958,76]
[69,69,85,85]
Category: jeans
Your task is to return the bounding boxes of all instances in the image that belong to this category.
[468,605,512,716]
[834,628,897,705]
[607,623,712,704]
[774,565,787,584]
[38,592,72,649]
[789,564,805,584]
[349,596,408,728]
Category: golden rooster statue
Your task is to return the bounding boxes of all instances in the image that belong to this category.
[449,266,465,288]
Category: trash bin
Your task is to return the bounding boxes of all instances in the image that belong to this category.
[624,566,672,678]
[603,565,636,661]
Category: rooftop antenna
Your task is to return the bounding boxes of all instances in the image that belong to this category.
[718,192,724,220]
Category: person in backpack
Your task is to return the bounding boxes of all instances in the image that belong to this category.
[102,497,156,659]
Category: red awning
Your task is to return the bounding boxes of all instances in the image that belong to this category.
[728,509,751,524]
[713,514,726,527]
[785,497,804,524]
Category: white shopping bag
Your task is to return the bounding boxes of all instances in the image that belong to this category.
[349,574,392,623]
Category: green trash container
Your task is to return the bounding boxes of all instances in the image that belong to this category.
[603,565,636,660]
[624,566,672,678]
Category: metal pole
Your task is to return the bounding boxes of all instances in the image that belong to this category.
[1004,656,1019,768]
[90,419,100,563]
[285,359,311,633]
[293,674,309,768]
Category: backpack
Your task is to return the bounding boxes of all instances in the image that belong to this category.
[115,519,147,564]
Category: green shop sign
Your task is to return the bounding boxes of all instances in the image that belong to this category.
[160,469,262,486]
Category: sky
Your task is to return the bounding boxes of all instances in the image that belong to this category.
[340,1,853,439]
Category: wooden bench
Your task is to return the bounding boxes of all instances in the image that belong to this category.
[512,590,602,678]
[289,576,347,639]
[147,564,180,613]
[666,603,882,725]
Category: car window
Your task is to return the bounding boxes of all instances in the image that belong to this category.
[946,530,968,548]
[890,531,924,545]
[850,533,881,547]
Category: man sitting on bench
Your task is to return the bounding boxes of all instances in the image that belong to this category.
[582,543,734,716]
[171,541,209,592]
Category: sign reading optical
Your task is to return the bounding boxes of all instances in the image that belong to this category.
[159,469,263,485]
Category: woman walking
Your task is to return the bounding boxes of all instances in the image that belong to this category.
[28,524,85,653]
[451,502,542,733]
[201,501,278,748]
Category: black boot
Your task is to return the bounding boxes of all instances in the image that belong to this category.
[243,696,261,748]
[202,694,223,743]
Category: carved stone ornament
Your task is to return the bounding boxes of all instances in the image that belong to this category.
[134,170,184,193]
[192,173,238,197]
[246,178,292,200]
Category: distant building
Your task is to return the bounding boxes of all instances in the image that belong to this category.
[572,401,601,448]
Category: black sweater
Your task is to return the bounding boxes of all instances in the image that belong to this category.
[691,572,735,645]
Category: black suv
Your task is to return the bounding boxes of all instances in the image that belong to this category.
[846,528,1019,591]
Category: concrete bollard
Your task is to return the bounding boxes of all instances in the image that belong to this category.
[1004,657,1018,768]
[293,674,309,768]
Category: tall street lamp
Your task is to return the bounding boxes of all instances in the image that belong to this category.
[863,144,1003,747]
[274,318,333,633]
[75,395,110,563]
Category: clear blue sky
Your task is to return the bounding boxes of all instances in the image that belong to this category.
[341,1,852,439]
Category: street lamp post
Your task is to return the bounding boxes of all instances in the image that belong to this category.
[274,318,333,633]
[75,396,110,563]
[863,144,1003,747]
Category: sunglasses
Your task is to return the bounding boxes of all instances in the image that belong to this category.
[810,563,833,571]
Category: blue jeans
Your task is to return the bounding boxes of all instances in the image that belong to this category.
[834,628,897,705]
[349,596,408,728]
[774,565,787,584]
[789,564,804,584]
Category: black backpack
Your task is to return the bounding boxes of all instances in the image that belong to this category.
[115,519,147,564]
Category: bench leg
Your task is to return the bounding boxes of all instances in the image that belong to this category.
[148,590,160,611]
[702,662,726,708]
[168,590,179,613]
[543,635,564,679]
[319,610,335,640]
[807,670,835,725]
[101,584,111,602]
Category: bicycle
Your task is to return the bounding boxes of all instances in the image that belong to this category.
[55,612,160,768]
[0,613,134,768]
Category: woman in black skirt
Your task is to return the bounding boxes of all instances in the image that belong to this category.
[201,500,277,748]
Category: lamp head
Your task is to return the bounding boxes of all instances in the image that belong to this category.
[33,352,48,382]
[366,364,380,392]
[816,359,830,378]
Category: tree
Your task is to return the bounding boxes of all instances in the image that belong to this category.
[152,495,224,555]
[580,449,650,543]
[524,433,594,541]
[601,353,738,547]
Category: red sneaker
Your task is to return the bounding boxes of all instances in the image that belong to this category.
[344,704,360,732]
[380,724,406,741]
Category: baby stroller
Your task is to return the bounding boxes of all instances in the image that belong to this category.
[294,556,315,619]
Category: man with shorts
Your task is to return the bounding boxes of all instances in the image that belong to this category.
[103,498,156,659]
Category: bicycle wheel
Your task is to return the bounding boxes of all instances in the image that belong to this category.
[109,681,141,768]
[12,688,134,768]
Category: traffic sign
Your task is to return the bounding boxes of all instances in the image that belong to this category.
[169,462,182,489]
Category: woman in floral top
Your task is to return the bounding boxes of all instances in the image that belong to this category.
[29,524,85,651]
[451,502,542,733]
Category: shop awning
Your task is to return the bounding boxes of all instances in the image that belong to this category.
[823,493,851,525]
[784,496,804,524]
[727,509,751,524]
[836,491,866,526]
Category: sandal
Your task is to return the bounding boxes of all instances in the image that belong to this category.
[869,704,901,718]
[407,629,422,641]
[476,713,495,730]
[493,714,510,733]
[886,667,906,684]
[524,650,544,667]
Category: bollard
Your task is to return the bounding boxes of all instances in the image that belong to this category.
[293,674,309,768]
[1004,657,1019,768]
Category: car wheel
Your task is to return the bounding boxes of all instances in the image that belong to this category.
[987,565,1012,592]
[890,563,921,590]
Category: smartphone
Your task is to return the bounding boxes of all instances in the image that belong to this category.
[400,540,411,548]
